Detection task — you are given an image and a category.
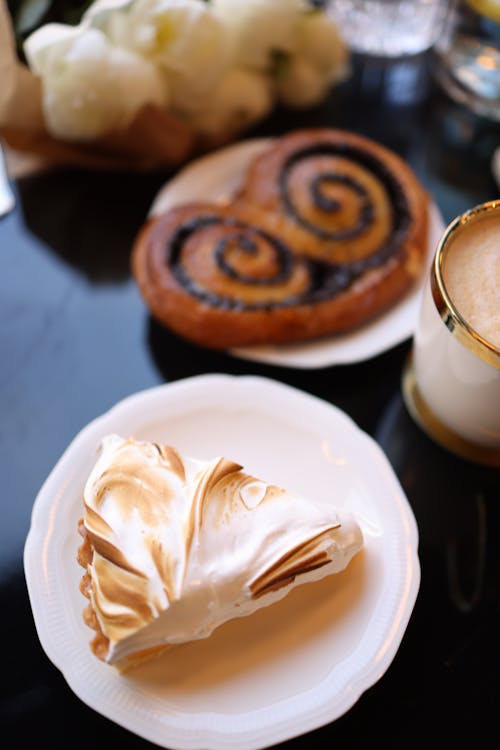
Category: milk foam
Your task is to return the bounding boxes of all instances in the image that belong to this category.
[443,213,500,349]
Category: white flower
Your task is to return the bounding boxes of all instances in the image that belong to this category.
[296,11,349,83]
[189,67,273,137]
[86,0,231,98]
[212,0,306,71]
[23,0,350,143]
[24,24,168,140]
[274,57,332,108]
[273,11,350,108]
[83,0,135,46]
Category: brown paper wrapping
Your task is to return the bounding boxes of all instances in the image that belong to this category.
[0,0,223,173]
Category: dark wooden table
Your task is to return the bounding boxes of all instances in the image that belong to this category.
[1,53,499,748]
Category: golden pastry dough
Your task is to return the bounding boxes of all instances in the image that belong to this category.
[132,128,429,348]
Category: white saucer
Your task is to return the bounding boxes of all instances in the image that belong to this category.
[24,374,420,749]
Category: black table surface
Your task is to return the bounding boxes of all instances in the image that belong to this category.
[1,54,499,749]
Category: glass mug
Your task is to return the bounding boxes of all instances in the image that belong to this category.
[326,0,454,104]
[328,0,452,57]
[435,0,500,121]
[403,200,500,466]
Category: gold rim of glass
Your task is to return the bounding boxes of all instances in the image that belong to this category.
[431,199,500,370]
[402,355,500,467]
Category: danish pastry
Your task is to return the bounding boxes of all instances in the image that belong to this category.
[78,434,363,669]
[132,128,429,349]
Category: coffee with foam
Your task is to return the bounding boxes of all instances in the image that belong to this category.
[442,212,500,350]
[407,201,500,461]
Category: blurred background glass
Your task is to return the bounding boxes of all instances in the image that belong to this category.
[326,0,454,106]
[434,0,500,121]
[328,0,452,57]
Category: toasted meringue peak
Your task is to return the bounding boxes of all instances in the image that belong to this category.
[80,434,363,667]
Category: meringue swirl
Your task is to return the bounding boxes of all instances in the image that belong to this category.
[80,435,364,666]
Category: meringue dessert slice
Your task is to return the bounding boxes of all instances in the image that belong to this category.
[77,434,364,670]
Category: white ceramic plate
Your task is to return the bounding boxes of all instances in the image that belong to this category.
[150,138,446,369]
[24,374,420,750]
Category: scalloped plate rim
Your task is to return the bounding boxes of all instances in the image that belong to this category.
[24,374,420,750]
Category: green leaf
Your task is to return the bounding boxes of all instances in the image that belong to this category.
[15,0,52,34]
[61,1,94,26]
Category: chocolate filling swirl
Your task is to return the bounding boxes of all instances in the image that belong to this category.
[299,172,374,240]
[165,144,412,312]
[214,230,293,286]
[169,216,312,311]
[280,142,410,242]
